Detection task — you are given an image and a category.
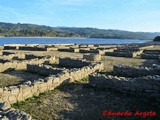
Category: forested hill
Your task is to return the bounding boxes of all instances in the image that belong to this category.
[0,22,160,40]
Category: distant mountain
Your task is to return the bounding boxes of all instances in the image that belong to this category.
[0,22,160,40]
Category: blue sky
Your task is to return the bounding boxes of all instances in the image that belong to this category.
[0,0,160,32]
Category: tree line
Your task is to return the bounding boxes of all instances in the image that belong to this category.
[0,22,160,40]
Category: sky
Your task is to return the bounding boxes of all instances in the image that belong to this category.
[0,0,160,32]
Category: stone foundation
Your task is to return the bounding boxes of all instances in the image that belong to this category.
[141,53,160,59]
[27,64,66,76]
[19,46,46,51]
[59,58,91,68]
[0,60,103,104]
[89,74,160,100]
[105,50,142,58]
[113,65,160,77]
[83,53,101,61]
[0,56,56,72]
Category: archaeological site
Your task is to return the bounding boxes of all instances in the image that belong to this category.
[0,42,160,120]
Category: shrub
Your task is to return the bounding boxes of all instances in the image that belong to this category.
[153,36,160,41]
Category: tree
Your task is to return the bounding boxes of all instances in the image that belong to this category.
[153,36,160,41]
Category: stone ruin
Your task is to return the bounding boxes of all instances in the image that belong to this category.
[0,43,159,119]
[113,64,160,77]
[141,50,160,59]
[0,56,104,105]
[105,45,144,58]
[2,44,117,55]
[0,52,104,119]
[89,63,160,101]
[83,53,101,61]
[89,73,160,99]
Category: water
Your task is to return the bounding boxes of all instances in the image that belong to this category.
[0,37,151,45]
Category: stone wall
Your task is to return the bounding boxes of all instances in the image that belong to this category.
[0,56,56,72]
[143,50,160,54]
[141,53,160,59]
[113,65,160,77]
[89,74,160,100]
[105,46,143,58]
[2,51,15,55]
[59,58,91,68]
[4,46,18,50]
[47,47,58,51]
[83,53,101,61]
[19,46,46,51]
[0,59,10,63]
[25,54,44,60]
[0,102,32,120]
[0,53,45,61]
[0,61,104,104]
[140,50,160,59]
[27,64,66,76]
[105,51,138,58]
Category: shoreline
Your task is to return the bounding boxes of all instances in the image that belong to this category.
[0,36,152,40]
[0,36,87,39]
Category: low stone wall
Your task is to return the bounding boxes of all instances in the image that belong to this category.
[58,48,70,52]
[47,47,58,51]
[105,46,143,58]
[2,51,15,55]
[0,53,45,61]
[27,64,66,76]
[141,53,160,59]
[0,102,32,120]
[69,48,80,53]
[4,46,18,50]
[0,61,103,104]
[114,48,140,52]
[113,65,160,77]
[105,51,135,57]
[143,50,160,54]
[25,54,44,60]
[59,58,91,68]
[19,46,46,51]
[89,74,160,100]
[83,53,101,61]
[0,59,10,63]
[0,56,56,72]
[79,48,91,53]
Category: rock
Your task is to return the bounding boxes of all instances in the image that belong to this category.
[0,102,11,111]
[1,116,9,120]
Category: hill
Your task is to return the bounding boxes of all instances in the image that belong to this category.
[0,22,160,40]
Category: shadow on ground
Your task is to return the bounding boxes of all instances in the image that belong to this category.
[55,82,160,120]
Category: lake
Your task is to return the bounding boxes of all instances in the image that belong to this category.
[0,37,151,45]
